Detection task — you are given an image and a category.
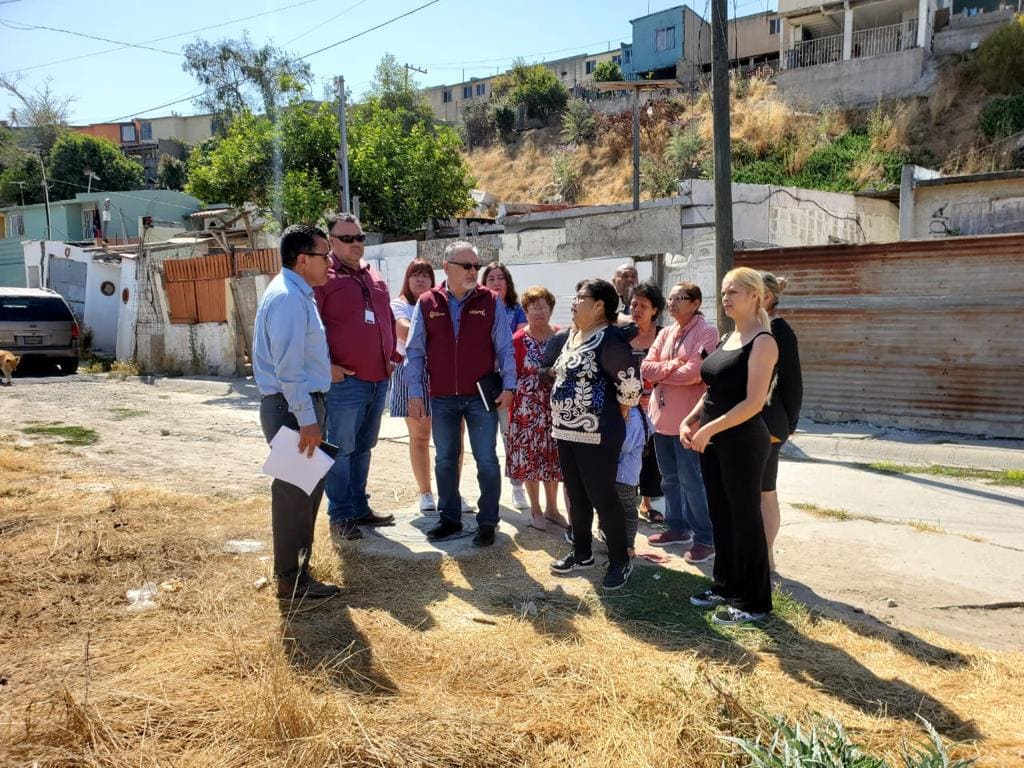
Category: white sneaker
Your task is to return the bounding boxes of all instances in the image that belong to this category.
[419,492,436,513]
[460,496,474,513]
[511,485,529,510]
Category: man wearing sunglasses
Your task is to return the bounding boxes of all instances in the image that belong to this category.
[252,224,339,600]
[404,241,517,546]
[313,213,400,541]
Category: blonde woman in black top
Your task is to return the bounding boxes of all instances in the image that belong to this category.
[680,267,779,625]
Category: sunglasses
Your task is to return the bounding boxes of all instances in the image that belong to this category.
[449,261,480,271]
[331,233,366,243]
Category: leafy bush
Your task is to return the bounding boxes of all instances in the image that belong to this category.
[665,125,706,179]
[592,60,623,82]
[490,100,516,138]
[640,154,679,199]
[723,715,976,768]
[977,91,1024,139]
[552,151,582,203]
[491,59,569,123]
[561,100,597,144]
[157,154,187,190]
[974,13,1024,94]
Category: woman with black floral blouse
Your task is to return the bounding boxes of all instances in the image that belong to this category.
[549,278,641,591]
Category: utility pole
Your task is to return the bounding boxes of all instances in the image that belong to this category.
[404,62,427,89]
[711,0,735,329]
[632,89,640,211]
[334,76,351,213]
[36,151,51,241]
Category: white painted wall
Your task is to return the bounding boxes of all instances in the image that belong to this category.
[116,256,139,361]
[163,322,237,376]
[83,260,121,354]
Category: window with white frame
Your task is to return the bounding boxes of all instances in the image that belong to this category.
[463,85,472,98]
[476,83,486,96]
[612,54,622,64]
[443,89,452,103]
[585,60,596,74]
[655,25,676,51]
[769,18,781,34]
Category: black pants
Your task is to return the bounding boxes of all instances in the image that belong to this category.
[259,393,328,581]
[558,438,629,565]
[638,435,663,498]
[699,417,772,614]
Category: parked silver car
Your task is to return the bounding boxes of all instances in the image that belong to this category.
[0,288,80,374]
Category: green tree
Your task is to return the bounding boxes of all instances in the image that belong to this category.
[0,154,45,206]
[156,154,188,190]
[47,133,145,200]
[592,60,624,82]
[491,59,569,122]
[186,101,338,224]
[182,34,312,124]
[348,107,474,234]
[975,14,1024,94]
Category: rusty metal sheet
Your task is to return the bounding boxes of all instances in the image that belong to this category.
[736,233,1024,437]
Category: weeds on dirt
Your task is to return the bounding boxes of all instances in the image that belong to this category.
[18,423,98,446]
[791,502,987,545]
[1,444,1017,766]
[863,462,1024,488]
[108,407,148,421]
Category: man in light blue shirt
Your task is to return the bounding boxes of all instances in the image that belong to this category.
[253,223,338,601]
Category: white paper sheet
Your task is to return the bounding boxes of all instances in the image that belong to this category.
[261,425,335,495]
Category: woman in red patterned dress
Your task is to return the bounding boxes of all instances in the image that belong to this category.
[506,286,566,531]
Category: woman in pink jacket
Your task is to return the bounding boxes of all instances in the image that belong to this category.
[640,282,720,563]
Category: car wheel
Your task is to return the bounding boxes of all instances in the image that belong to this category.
[57,358,79,375]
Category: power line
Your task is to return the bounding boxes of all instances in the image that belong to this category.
[0,0,329,75]
[0,19,179,57]
[299,0,443,60]
[281,0,373,47]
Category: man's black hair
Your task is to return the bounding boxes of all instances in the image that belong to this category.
[280,223,327,268]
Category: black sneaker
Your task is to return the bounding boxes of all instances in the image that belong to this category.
[602,559,633,591]
[689,589,727,607]
[355,509,395,526]
[473,524,496,546]
[426,518,463,541]
[550,550,595,574]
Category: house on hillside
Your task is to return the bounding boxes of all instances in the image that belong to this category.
[775,0,1014,106]
[0,190,202,288]
[72,113,219,185]
[621,5,711,82]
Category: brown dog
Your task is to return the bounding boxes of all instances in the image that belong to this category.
[0,350,20,385]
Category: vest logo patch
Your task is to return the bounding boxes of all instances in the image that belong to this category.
[429,311,446,319]
[468,309,486,316]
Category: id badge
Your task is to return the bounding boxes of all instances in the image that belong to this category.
[364,309,376,324]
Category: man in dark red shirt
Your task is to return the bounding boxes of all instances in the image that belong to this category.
[315,213,399,540]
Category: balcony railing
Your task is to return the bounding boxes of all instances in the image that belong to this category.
[785,34,842,69]
[852,19,919,58]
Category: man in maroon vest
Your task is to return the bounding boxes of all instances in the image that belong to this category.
[405,242,516,546]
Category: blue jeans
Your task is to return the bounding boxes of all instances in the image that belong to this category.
[653,432,714,546]
[431,395,500,527]
[324,376,388,524]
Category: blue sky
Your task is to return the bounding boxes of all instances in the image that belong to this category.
[0,0,773,126]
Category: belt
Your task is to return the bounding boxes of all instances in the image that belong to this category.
[265,391,326,401]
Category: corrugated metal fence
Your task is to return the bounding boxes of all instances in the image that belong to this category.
[162,250,280,325]
[736,233,1024,438]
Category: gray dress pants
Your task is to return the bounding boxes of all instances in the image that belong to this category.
[259,392,328,581]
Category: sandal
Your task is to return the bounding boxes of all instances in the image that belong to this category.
[528,513,547,531]
[544,511,570,529]
[646,510,665,524]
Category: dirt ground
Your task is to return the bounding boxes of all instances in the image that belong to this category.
[2,372,1020,651]
[2,371,1023,766]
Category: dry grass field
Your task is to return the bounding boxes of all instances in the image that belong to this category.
[2,440,1023,767]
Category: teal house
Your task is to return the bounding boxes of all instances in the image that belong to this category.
[0,190,202,286]
[621,5,711,82]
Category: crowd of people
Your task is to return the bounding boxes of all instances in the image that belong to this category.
[253,217,802,624]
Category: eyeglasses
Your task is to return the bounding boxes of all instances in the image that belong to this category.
[301,251,331,260]
[330,233,366,243]
[572,294,593,304]
[668,295,697,303]
[449,261,480,271]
